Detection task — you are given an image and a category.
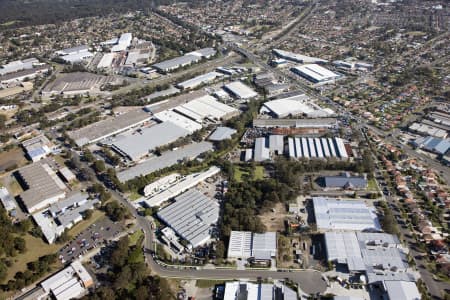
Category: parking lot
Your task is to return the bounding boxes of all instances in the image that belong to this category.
[58,217,124,263]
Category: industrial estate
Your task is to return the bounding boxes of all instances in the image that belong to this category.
[0,0,449,300]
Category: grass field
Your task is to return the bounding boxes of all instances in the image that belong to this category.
[233,165,265,182]
[128,229,144,246]
[195,279,226,288]
[68,210,105,237]
[367,178,379,191]
[128,191,142,201]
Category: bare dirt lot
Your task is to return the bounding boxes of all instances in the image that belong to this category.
[0,147,27,172]
[258,202,287,232]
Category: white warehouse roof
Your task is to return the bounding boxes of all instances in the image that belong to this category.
[313,197,381,231]
[292,64,341,83]
[111,121,191,161]
[384,281,421,300]
[177,71,223,90]
[260,94,313,118]
[175,95,238,122]
[224,81,258,99]
[272,49,328,64]
[227,231,253,259]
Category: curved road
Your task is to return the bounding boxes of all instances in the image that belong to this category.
[117,192,328,295]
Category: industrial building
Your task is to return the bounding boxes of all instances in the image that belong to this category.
[320,173,368,190]
[0,58,39,76]
[208,127,237,141]
[124,49,151,66]
[324,232,412,283]
[41,72,118,99]
[382,280,421,300]
[68,108,151,147]
[227,231,277,261]
[312,197,381,232]
[96,53,116,69]
[260,95,335,118]
[409,122,447,138]
[0,65,50,86]
[111,33,132,52]
[142,166,220,207]
[111,121,191,161]
[254,137,271,162]
[170,95,239,123]
[59,167,76,182]
[39,261,94,300]
[412,136,450,155]
[288,137,348,159]
[33,193,99,243]
[153,48,216,73]
[177,71,223,90]
[223,281,297,300]
[117,141,213,183]
[272,49,328,64]
[56,45,90,56]
[60,51,94,64]
[22,134,54,162]
[0,187,17,213]
[291,64,341,84]
[157,189,219,248]
[224,81,258,100]
[16,163,67,213]
[253,118,338,129]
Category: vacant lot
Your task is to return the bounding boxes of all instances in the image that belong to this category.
[258,202,287,232]
[0,147,27,173]
[233,165,265,182]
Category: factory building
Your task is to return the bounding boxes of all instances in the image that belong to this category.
[313,197,381,232]
[291,64,341,84]
[253,118,338,129]
[320,173,368,190]
[68,109,151,147]
[412,136,450,155]
[171,95,239,123]
[0,58,39,76]
[227,231,277,261]
[22,134,54,162]
[111,121,191,161]
[60,52,94,64]
[324,232,412,282]
[157,189,219,248]
[16,163,67,213]
[117,141,214,183]
[111,33,132,52]
[0,187,17,213]
[260,95,335,118]
[177,71,223,90]
[56,45,90,56]
[153,48,216,73]
[287,137,348,159]
[208,127,237,141]
[33,193,99,244]
[0,65,50,86]
[142,166,220,207]
[272,49,328,64]
[39,261,94,300]
[224,81,258,100]
[223,281,297,300]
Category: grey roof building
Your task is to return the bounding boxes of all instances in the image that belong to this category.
[157,189,219,248]
[16,163,66,213]
[208,126,237,141]
[153,55,201,72]
[117,141,213,183]
[269,135,284,155]
[254,137,270,162]
[112,121,191,161]
[227,231,277,261]
[322,172,368,190]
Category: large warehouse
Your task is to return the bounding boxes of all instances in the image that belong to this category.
[260,95,335,118]
[157,189,219,248]
[288,137,349,159]
[312,197,381,232]
[177,72,223,90]
[224,81,258,100]
[68,109,151,147]
[227,231,277,261]
[16,163,67,213]
[172,95,239,123]
[117,141,214,183]
[272,49,328,64]
[111,121,191,161]
[291,64,341,84]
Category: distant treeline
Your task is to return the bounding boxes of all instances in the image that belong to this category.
[0,0,175,28]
